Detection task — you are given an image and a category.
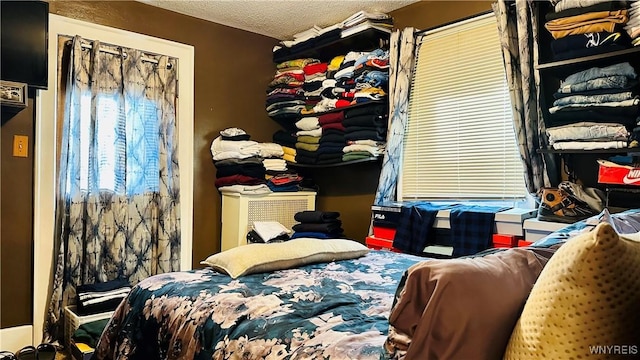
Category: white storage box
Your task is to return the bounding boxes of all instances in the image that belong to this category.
[494,208,537,236]
[221,191,316,251]
[64,306,114,348]
[523,218,570,242]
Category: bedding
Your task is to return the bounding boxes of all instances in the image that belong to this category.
[92,250,424,360]
[383,246,559,360]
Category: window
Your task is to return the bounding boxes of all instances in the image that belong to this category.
[399,14,526,201]
[71,93,160,194]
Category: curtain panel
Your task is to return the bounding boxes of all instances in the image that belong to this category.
[44,35,181,341]
[493,0,560,194]
[374,28,417,205]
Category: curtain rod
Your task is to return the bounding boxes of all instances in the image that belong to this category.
[75,42,172,69]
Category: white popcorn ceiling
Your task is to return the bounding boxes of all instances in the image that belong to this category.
[137,0,418,40]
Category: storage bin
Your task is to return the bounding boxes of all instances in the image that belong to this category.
[64,306,114,348]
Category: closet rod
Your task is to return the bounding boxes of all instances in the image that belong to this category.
[77,43,172,68]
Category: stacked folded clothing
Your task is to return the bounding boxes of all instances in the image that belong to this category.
[545,0,632,60]
[267,173,304,192]
[546,122,630,150]
[211,128,285,194]
[303,49,390,114]
[316,111,347,165]
[545,62,639,150]
[624,0,640,46]
[342,102,388,161]
[549,61,639,125]
[272,129,297,163]
[267,58,320,129]
[291,210,345,239]
[76,279,131,315]
[272,11,392,63]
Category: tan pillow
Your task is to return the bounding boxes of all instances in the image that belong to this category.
[504,222,640,359]
[200,238,369,278]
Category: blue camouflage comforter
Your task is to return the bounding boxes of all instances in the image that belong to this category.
[93,250,424,360]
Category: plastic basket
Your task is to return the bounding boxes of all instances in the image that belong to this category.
[64,306,114,348]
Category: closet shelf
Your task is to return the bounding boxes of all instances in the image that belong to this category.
[538,148,640,155]
[287,157,381,168]
[536,47,640,71]
[535,47,640,79]
[273,28,391,63]
[270,100,387,132]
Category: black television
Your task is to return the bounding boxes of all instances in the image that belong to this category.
[1,0,49,89]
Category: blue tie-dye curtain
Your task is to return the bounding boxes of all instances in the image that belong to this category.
[493,0,559,194]
[375,28,417,205]
[44,35,181,342]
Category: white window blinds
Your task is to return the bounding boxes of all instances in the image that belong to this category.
[399,14,526,201]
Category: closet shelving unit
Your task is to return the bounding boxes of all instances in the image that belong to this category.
[274,28,391,63]
[271,27,391,169]
[534,2,640,209]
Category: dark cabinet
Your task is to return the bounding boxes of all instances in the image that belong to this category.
[535,2,640,208]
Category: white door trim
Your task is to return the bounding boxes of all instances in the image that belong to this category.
[33,14,194,343]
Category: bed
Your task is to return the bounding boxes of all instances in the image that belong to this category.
[92,209,640,360]
[92,247,424,360]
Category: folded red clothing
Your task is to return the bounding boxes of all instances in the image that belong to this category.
[318,111,345,125]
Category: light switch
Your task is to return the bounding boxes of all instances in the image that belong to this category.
[13,135,28,157]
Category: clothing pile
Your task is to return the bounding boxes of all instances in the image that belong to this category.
[211,128,289,194]
[291,210,345,239]
[272,11,392,63]
[268,48,390,165]
[342,103,388,161]
[267,58,320,130]
[272,129,297,163]
[304,48,389,114]
[247,221,291,243]
[76,279,131,315]
[624,0,640,46]
[545,62,639,150]
[267,173,304,192]
[545,0,633,61]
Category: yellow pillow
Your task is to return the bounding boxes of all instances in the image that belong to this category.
[200,238,369,278]
[504,222,640,359]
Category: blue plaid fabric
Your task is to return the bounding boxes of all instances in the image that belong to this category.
[393,202,453,255]
[450,205,508,257]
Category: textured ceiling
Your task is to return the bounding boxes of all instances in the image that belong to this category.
[138,0,418,40]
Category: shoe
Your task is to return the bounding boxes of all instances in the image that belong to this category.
[14,346,36,360]
[537,186,599,224]
[36,344,56,360]
[0,351,17,360]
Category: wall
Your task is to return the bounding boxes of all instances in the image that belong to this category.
[1,97,35,328]
[1,0,494,329]
[1,0,279,329]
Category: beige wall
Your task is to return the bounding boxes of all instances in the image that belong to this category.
[1,0,493,328]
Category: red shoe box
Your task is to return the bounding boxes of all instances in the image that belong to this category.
[372,226,396,241]
[366,236,402,252]
[518,240,533,247]
[492,234,521,248]
[597,159,640,186]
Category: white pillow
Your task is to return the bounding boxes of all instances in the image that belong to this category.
[200,238,369,278]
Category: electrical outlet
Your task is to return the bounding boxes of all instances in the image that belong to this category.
[13,135,28,157]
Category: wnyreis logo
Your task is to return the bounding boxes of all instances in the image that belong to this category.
[622,168,640,185]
